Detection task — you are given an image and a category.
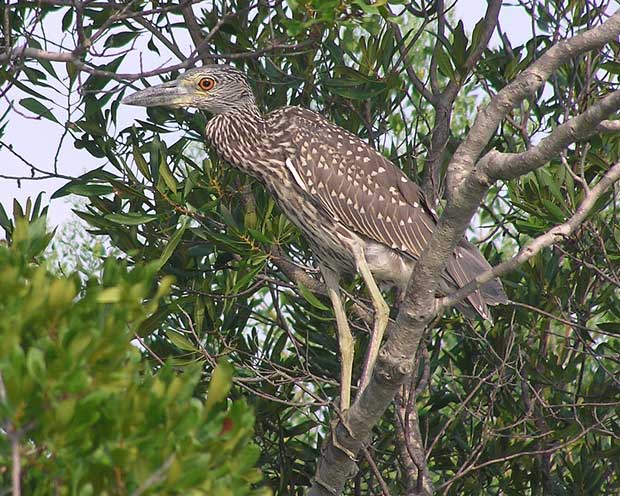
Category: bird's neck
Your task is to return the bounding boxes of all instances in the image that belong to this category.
[205,105,268,175]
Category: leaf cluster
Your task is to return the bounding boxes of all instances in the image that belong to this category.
[0,216,268,496]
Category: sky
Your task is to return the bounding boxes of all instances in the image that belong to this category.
[0,1,533,231]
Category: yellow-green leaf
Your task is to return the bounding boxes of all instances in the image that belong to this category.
[133,146,151,180]
[97,287,123,303]
[297,283,330,311]
[157,217,188,270]
[158,158,178,194]
[205,359,234,414]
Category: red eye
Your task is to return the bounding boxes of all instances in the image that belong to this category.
[198,77,215,91]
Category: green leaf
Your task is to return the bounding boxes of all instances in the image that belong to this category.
[540,199,566,222]
[435,44,455,81]
[97,287,123,303]
[104,212,158,225]
[158,158,178,194]
[597,322,620,334]
[166,329,197,351]
[297,283,330,311]
[452,20,468,68]
[52,183,114,199]
[26,348,46,382]
[205,359,234,414]
[19,98,59,123]
[157,217,188,270]
[104,31,139,48]
[77,120,107,136]
[61,9,73,32]
[0,201,11,233]
[133,146,151,180]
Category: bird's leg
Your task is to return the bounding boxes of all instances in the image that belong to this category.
[321,266,354,411]
[353,246,390,395]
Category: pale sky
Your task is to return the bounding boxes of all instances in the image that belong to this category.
[0,2,534,231]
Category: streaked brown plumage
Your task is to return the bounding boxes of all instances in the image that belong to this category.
[123,65,508,409]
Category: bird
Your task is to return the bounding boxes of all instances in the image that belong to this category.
[123,65,508,410]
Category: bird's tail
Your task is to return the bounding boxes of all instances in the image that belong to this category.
[442,239,508,321]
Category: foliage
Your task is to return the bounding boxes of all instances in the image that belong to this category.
[44,199,122,277]
[2,0,620,494]
[0,212,268,496]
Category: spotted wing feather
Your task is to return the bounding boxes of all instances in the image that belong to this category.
[280,107,435,259]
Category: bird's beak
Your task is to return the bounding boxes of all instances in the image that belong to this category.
[122,80,190,108]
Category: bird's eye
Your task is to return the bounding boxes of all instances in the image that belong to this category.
[198,77,216,91]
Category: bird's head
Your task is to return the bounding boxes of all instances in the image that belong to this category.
[122,65,256,114]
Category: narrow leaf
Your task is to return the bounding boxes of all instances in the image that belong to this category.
[19,98,59,123]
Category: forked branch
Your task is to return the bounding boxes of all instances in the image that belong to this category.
[310,9,620,496]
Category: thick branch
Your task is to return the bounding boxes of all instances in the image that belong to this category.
[0,40,316,82]
[0,45,194,81]
[484,89,620,180]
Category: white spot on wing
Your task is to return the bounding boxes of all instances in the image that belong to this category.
[286,158,307,192]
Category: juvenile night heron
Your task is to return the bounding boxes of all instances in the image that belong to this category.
[123,65,507,409]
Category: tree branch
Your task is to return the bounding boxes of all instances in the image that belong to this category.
[484,90,620,180]
[447,10,620,196]
[422,0,502,200]
[309,10,620,495]
[596,118,620,133]
[440,160,620,312]
[394,385,433,495]
[181,3,210,64]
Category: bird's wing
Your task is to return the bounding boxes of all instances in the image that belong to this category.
[278,107,436,259]
[270,107,506,320]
